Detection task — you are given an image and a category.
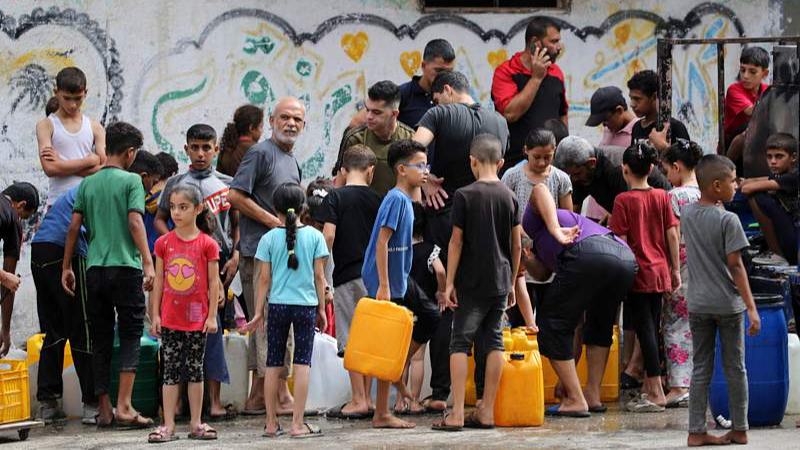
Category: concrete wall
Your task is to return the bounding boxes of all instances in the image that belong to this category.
[0,0,785,345]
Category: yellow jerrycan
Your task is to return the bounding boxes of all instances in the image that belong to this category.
[27,334,73,370]
[465,349,477,406]
[494,351,545,427]
[503,329,514,351]
[344,298,413,382]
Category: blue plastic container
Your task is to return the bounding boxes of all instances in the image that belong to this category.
[709,295,789,427]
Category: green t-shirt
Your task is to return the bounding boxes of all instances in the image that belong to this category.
[335,123,415,196]
[73,167,146,269]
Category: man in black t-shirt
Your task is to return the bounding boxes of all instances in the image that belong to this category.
[412,71,509,413]
[0,182,39,356]
[554,136,670,213]
[627,70,690,151]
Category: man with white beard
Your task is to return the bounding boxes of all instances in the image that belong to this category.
[228,97,305,415]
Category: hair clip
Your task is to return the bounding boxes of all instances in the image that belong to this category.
[312,189,328,198]
[288,249,295,255]
[287,208,295,214]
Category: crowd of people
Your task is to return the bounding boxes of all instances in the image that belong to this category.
[0,17,795,447]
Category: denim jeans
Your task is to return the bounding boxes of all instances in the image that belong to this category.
[689,312,748,433]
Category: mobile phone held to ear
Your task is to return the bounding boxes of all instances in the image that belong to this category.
[530,40,541,54]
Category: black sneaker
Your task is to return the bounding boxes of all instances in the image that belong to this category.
[620,372,642,390]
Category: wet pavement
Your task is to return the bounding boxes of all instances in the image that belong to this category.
[2,404,797,449]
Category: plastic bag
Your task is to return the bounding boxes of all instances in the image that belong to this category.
[307,332,350,410]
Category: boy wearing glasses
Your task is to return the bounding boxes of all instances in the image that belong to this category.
[361,140,429,430]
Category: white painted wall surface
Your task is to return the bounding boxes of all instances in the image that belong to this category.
[0,0,783,345]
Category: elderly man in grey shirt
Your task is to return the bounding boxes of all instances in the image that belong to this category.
[228,97,305,415]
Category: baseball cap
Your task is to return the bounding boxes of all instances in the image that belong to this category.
[585,86,627,127]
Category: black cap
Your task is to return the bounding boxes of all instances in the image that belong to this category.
[585,86,627,127]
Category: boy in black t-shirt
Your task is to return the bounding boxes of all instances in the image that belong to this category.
[316,144,382,419]
[627,70,690,151]
[741,133,799,265]
[433,134,521,431]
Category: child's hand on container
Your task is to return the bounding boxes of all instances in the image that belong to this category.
[242,313,264,334]
[150,316,162,338]
[747,308,761,336]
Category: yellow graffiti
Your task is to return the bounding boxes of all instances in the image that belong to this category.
[0,50,76,80]
[487,49,508,70]
[399,50,421,77]
[341,31,369,62]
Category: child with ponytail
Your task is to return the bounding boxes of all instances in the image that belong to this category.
[609,142,680,413]
[217,104,264,177]
[243,183,329,438]
[148,184,220,442]
[660,139,703,407]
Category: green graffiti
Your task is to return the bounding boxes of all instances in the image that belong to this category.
[151,77,208,153]
[243,36,275,55]
[241,70,274,106]
[295,60,313,77]
[301,84,354,180]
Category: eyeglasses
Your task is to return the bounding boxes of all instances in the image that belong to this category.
[402,163,431,172]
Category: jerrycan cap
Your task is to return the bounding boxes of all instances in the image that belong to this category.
[510,352,525,360]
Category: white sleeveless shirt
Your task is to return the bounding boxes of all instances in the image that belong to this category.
[47,113,94,206]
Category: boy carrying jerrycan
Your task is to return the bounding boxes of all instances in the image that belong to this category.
[345,140,430,430]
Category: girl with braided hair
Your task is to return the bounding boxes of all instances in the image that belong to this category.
[242,183,329,438]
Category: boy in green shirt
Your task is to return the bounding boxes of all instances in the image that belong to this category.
[62,121,155,429]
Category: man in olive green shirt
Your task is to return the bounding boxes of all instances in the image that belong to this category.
[333,80,414,195]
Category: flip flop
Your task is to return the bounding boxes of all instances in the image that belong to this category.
[431,412,463,432]
[325,403,370,420]
[545,404,591,418]
[421,396,447,414]
[665,392,689,409]
[188,423,218,440]
[241,408,267,416]
[116,414,155,430]
[291,422,323,439]
[589,404,608,413]
[463,412,494,429]
[148,426,179,443]
[278,409,320,417]
[96,416,116,429]
[262,425,285,438]
[208,404,238,422]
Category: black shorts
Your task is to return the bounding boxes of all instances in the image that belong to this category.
[537,235,637,361]
[449,293,506,355]
[392,278,441,345]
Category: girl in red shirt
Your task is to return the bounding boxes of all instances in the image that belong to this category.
[609,143,680,413]
[148,185,220,442]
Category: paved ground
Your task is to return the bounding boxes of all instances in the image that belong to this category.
[1,404,796,449]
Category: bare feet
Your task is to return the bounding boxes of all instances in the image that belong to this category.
[723,430,748,445]
[687,432,732,446]
[373,412,416,429]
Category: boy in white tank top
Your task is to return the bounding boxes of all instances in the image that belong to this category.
[36,67,106,207]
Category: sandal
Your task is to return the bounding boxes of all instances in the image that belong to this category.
[665,392,689,409]
[291,422,323,439]
[326,403,370,420]
[626,394,665,413]
[463,411,494,429]
[188,423,218,440]
[208,404,238,422]
[620,372,643,390]
[148,426,179,443]
[432,412,463,432]
[421,396,447,414]
[263,424,285,438]
[116,413,154,430]
[545,404,591,418]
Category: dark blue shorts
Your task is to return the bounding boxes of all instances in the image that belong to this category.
[267,304,316,367]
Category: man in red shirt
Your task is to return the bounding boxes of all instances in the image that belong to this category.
[492,17,568,171]
[724,46,770,169]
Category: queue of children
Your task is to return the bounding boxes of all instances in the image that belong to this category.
[1,35,793,448]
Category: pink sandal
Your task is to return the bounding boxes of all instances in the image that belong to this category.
[148,426,178,443]
[188,423,217,440]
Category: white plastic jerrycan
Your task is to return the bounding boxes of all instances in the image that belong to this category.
[220,332,249,412]
[786,333,800,414]
[307,332,350,410]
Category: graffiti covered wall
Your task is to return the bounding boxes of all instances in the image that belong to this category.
[0,0,784,344]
